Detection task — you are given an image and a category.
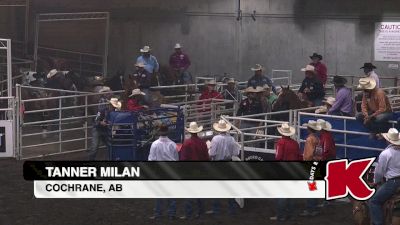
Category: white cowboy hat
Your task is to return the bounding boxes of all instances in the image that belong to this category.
[244,86,264,93]
[301,65,315,72]
[174,43,182,49]
[323,97,336,106]
[47,69,58,79]
[262,84,271,91]
[303,120,322,131]
[277,123,296,137]
[140,46,151,53]
[207,80,217,85]
[213,119,232,132]
[315,106,328,114]
[129,89,146,97]
[251,64,263,71]
[98,86,111,93]
[317,119,332,131]
[358,77,376,90]
[135,62,145,68]
[186,122,203,133]
[108,98,122,110]
[382,128,400,145]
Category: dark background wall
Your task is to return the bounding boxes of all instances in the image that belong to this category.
[2,0,400,83]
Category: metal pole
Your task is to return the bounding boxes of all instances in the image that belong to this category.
[6,40,12,121]
[344,118,347,158]
[33,14,39,71]
[85,95,88,150]
[264,114,268,148]
[24,0,29,56]
[240,132,244,161]
[59,97,62,153]
[103,13,110,76]
[16,85,20,159]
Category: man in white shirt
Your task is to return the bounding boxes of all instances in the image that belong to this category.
[369,128,400,225]
[148,125,178,220]
[361,63,380,88]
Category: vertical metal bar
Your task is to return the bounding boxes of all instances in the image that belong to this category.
[33,14,39,71]
[59,97,62,153]
[103,13,110,76]
[240,132,244,161]
[264,114,268,148]
[16,85,20,159]
[85,95,88,150]
[344,118,347,159]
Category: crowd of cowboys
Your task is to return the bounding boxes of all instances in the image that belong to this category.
[86,45,400,224]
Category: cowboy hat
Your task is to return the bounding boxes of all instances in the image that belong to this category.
[135,62,145,68]
[332,76,347,86]
[108,98,122,110]
[301,65,315,72]
[262,84,271,91]
[186,122,203,133]
[323,97,336,106]
[244,86,263,93]
[207,80,217,85]
[140,46,151,53]
[47,69,58,79]
[174,43,182,49]
[357,77,376,90]
[360,63,377,69]
[315,106,327,114]
[98,86,111,93]
[310,53,323,60]
[213,119,232,132]
[277,123,296,137]
[129,89,146,97]
[382,128,400,145]
[251,64,263,71]
[317,119,332,131]
[303,120,322,131]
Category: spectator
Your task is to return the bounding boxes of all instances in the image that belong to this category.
[136,45,159,74]
[223,78,242,110]
[262,84,278,110]
[309,53,328,85]
[328,76,354,116]
[148,125,178,220]
[361,63,380,88]
[316,119,336,160]
[179,122,209,220]
[356,78,392,139]
[298,65,325,106]
[126,89,147,111]
[169,43,192,84]
[198,80,222,112]
[247,64,277,94]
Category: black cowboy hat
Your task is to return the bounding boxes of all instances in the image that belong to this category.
[309,53,323,60]
[332,76,347,85]
[360,63,376,69]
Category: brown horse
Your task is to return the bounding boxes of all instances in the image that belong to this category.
[272,85,310,122]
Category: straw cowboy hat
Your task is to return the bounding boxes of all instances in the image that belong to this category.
[277,123,296,137]
[301,65,315,72]
[310,53,323,60]
[140,46,151,53]
[207,80,217,85]
[244,86,263,93]
[303,120,322,131]
[332,76,347,86]
[108,98,122,110]
[323,97,336,106]
[317,119,332,131]
[251,64,263,71]
[47,69,58,79]
[174,43,182,49]
[135,62,145,68]
[382,128,400,145]
[129,89,146,97]
[186,122,203,133]
[357,77,376,90]
[98,86,111,93]
[213,119,232,132]
[360,63,377,70]
[315,106,327,114]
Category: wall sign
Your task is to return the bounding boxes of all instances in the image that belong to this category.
[374,22,400,61]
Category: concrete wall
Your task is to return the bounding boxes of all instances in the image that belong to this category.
[4,0,400,84]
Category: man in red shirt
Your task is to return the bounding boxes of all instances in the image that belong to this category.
[271,123,301,221]
[309,53,328,86]
[179,122,208,220]
[198,80,222,112]
[126,89,148,111]
[316,119,336,160]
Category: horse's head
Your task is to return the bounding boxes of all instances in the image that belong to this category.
[273,85,294,111]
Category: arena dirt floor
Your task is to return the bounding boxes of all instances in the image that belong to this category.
[0,148,355,225]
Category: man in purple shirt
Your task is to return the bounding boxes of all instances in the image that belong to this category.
[169,43,192,84]
[328,76,354,117]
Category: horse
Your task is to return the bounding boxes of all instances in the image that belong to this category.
[272,85,310,122]
[157,65,195,103]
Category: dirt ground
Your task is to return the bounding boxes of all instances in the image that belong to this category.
[0,148,355,225]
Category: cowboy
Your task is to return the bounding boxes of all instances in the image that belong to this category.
[198,80,223,112]
[328,76,354,116]
[247,64,277,94]
[126,89,148,111]
[316,119,336,160]
[87,88,117,160]
[309,53,328,85]
[270,123,300,221]
[179,122,208,220]
[299,120,323,217]
[315,97,335,114]
[207,119,240,215]
[261,84,278,112]
[298,65,325,106]
[223,78,242,109]
[356,77,392,139]
[131,62,152,104]
[169,43,192,84]
[148,124,178,220]
[136,45,159,74]
[361,63,380,88]
[369,128,400,225]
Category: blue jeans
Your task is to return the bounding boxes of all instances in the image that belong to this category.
[184,199,204,217]
[277,198,294,219]
[88,127,108,160]
[356,112,393,134]
[212,199,238,215]
[155,199,176,218]
[369,179,400,225]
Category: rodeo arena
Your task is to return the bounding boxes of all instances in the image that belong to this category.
[2,1,400,225]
